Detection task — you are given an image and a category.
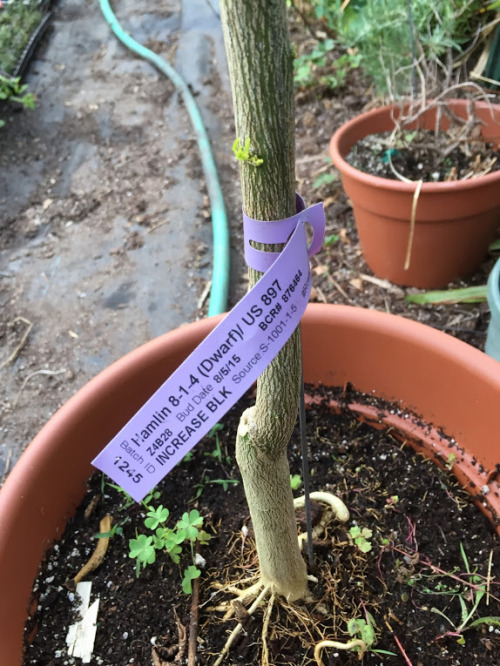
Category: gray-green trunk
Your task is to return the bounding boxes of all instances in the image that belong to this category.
[220,0,307,600]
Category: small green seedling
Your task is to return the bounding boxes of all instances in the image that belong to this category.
[324,233,339,246]
[315,611,396,662]
[129,534,156,568]
[445,453,456,471]
[349,525,373,553]
[347,615,376,651]
[94,516,129,539]
[232,137,264,166]
[129,503,211,594]
[204,423,229,464]
[348,613,397,657]
[312,172,337,190]
[194,474,239,499]
[290,474,302,490]
[427,543,500,643]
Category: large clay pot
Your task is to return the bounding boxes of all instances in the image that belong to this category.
[1,304,499,662]
[329,100,500,288]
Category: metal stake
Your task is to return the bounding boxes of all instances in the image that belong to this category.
[298,326,314,567]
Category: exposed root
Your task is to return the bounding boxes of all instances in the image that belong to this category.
[314,638,367,664]
[260,592,275,666]
[212,578,264,619]
[211,489,354,664]
[213,584,271,666]
[294,491,350,523]
[295,491,349,551]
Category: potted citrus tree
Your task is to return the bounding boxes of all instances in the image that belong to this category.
[1,1,500,664]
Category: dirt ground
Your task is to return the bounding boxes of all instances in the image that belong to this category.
[1,1,499,482]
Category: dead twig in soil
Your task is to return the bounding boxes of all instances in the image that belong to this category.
[174,607,188,663]
[404,180,423,271]
[260,592,275,666]
[197,280,212,310]
[0,316,33,370]
[64,515,112,591]
[188,545,201,666]
[487,548,494,606]
[393,634,414,665]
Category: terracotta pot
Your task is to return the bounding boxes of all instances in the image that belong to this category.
[1,304,500,662]
[329,100,500,288]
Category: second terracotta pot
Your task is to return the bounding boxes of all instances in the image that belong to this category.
[329,100,500,288]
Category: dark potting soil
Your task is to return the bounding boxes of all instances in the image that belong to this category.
[347,130,500,183]
[23,388,500,666]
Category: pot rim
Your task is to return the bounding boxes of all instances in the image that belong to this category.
[2,303,500,493]
[329,100,500,193]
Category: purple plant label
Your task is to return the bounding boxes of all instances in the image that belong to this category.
[93,219,319,501]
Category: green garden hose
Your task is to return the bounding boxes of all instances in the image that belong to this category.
[99,0,230,317]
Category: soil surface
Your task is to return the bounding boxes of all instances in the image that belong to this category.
[24,388,500,665]
[1,2,500,482]
[347,130,500,183]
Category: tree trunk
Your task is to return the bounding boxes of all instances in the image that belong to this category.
[220,0,308,601]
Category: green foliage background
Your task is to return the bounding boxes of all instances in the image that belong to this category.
[0,0,42,74]
[293,0,493,96]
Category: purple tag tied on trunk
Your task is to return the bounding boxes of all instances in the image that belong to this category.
[92,196,326,502]
[243,193,325,273]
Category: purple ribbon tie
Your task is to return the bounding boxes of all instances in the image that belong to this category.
[243,194,325,273]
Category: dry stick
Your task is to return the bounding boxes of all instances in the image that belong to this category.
[14,368,67,406]
[0,316,33,370]
[404,180,423,271]
[188,548,201,666]
[487,548,494,607]
[65,515,112,591]
[385,149,423,274]
[393,634,414,666]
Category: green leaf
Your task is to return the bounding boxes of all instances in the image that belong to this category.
[197,529,212,545]
[290,474,302,490]
[324,234,339,246]
[129,534,156,568]
[177,510,203,541]
[312,172,337,189]
[458,595,469,627]
[360,622,376,646]
[467,616,500,630]
[406,286,487,305]
[357,539,372,553]
[182,565,201,595]
[144,505,169,530]
[208,422,224,437]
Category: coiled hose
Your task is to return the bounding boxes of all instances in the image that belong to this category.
[99,0,230,316]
